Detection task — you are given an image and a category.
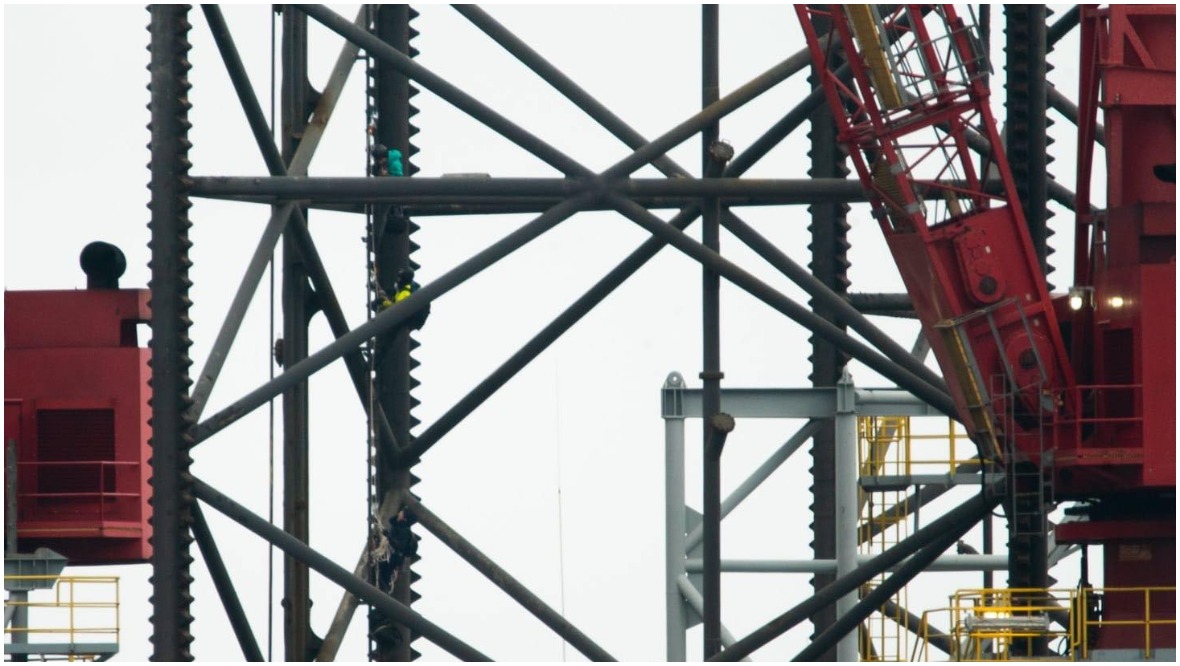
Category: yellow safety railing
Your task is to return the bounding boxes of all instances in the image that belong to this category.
[859,416,980,484]
[859,415,981,661]
[911,606,952,662]
[1077,586,1176,661]
[857,416,913,661]
[949,588,1072,661]
[914,586,1176,661]
[5,575,120,659]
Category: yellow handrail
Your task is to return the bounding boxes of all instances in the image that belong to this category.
[4,575,120,659]
[1076,586,1174,660]
[916,586,1176,661]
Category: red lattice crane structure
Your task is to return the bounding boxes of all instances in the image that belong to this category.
[797,4,1077,467]
[798,4,1175,657]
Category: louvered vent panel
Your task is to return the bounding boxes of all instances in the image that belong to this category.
[37,409,115,495]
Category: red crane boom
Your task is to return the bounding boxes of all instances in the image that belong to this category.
[796,4,1077,469]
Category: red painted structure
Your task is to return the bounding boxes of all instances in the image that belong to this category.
[796,4,1078,465]
[4,288,152,564]
[798,4,1175,654]
[1063,4,1177,653]
[1065,4,1176,495]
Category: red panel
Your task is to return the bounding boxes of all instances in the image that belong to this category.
[1106,106,1177,208]
[1100,540,1175,651]
[1067,4,1175,499]
[889,206,1076,460]
[1142,202,1175,237]
[4,400,21,447]
[4,289,149,349]
[1057,520,1176,544]
[1102,5,1176,210]
[1104,5,1177,71]
[4,288,152,564]
[1140,263,1176,487]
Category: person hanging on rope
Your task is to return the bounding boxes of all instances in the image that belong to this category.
[370,143,409,239]
[370,508,419,647]
[373,509,418,593]
[374,268,431,330]
[395,269,430,330]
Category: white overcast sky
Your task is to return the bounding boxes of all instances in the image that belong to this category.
[4,4,1095,662]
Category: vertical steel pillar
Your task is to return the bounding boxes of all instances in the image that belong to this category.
[834,372,858,662]
[8,445,27,664]
[663,373,688,662]
[979,4,991,182]
[700,6,724,660]
[3,443,25,662]
[10,591,29,662]
[979,5,991,86]
[372,5,421,661]
[147,4,195,660]
[805,10,851,661]
[5,440,16,554]
[280,6,314,661]
[1003,13,1051,652]
[1005,5,1052,283]
[983,507,994,589]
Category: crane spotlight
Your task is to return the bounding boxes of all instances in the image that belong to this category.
[1068,286,1094,311]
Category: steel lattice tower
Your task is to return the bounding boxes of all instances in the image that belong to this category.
[133,5,1115,661]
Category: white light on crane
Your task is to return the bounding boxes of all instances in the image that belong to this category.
[1110,295,1125,309]
[1068,286,1093,311]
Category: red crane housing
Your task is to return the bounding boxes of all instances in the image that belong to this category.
[4,287,153,564]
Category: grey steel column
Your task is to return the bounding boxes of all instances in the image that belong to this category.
[7,443,27,662]
[663,373,688,662]
[834,372,858,661]
[3,445,17,663]
[372,5,421,661]
[147,4,195,659]
[805,10,851,660]
[1004,13,1052,651]
[983,503,994,589]
[5,441,16,553]
[10,591,28,662]
[1005,4,1052,283]
[280,6,314,660]
[700,6,724,660]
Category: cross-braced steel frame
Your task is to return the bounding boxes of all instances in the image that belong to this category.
[146,4,1083,661]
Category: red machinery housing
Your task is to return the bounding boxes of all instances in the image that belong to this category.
[1063,4,1176,495]
[1057,4,1177,652]
[5,286,152,564]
